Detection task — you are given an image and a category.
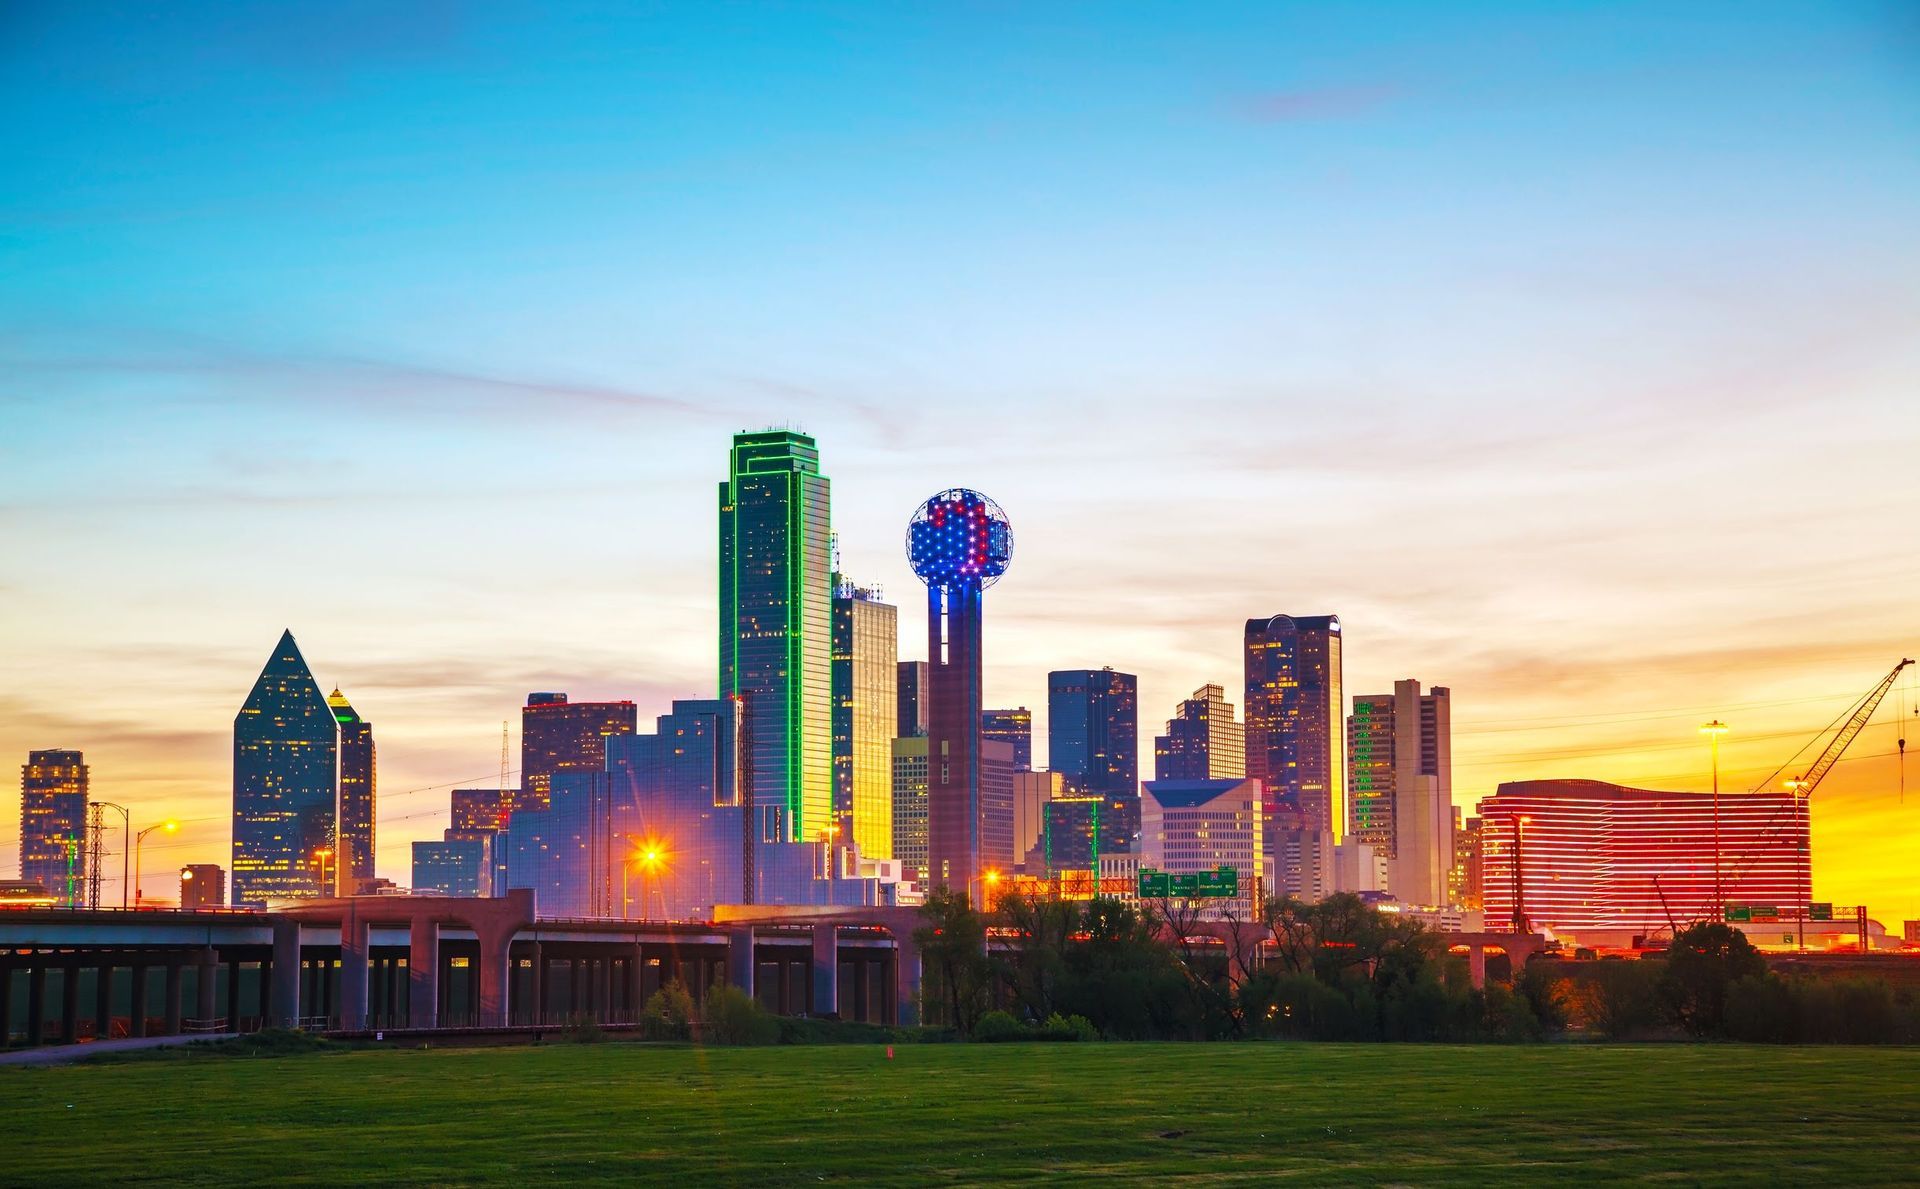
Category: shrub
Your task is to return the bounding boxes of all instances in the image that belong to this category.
[972,1010,1026,1043]
[701,983,779,1046]
[1515,967,1570,1035]
[1590,961,1664,1039]
[1036,1013,1098,1042]
[559,1013,607,1044]
[1724,974,1794,1043]
[639,982,695,1041]
[1660,924,1768,1036]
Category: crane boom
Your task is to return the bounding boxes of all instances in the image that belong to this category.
[1794,658,1913,796]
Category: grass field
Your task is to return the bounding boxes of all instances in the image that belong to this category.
[4,1040,1917,1184]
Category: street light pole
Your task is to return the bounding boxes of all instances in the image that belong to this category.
[133,819,178,907]
[1784,779,1810,951]
[1701,721,1729,918]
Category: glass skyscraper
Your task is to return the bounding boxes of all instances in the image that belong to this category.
[1244,614,1345,839]
[832,579,898,858]
[519,693,635,811]
[327,687,376,894]
[896,661,930,738]
[232,630,340,905]
[719,430,833,846]
[1046,668,1139,853]
[980,707,1033,771]
[1154,684,1246,781]
[19,749,88,904]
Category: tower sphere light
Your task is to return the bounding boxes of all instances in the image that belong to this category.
[906,488,1013,588]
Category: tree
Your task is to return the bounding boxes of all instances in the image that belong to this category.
[1660,922,1768,1036]
[915,886,991,1033]
[993,891,1078,1023]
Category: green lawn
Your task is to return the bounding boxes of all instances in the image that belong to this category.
[4,1041,1916,1184]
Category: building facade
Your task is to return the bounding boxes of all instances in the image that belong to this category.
[832,580,898,858]
[1047,668,1139,853]
[1244,614,1345,839]
[1013,769,1066,871]
[890,736,930,877]
[19,749,88,904]
[604,699,746,918]
[720,430,834,847]
[177,864,225,911]
[232,630,341,905]
[412,839,487,897]
[1153,684,1246,781]
[327,687,377,894]
[1139,777,1265,918]
[519,693,636,812]
[981,708,1034,772]
[1476,780,1810,934]
[1347,680,1452,906]
[897,661,930,738]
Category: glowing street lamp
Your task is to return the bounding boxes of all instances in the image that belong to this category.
[624,838,668,919]
[1784,778,1811,950]
[1700,720,1729,914]
[133,819,178,906]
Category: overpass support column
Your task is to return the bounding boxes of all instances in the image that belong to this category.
[162,960,183,1036]
[0,963,13,1046]
[726,926,755,999]
[271,919,301,1028]
[340,916,370,1031]
[894,936,922,1029]
[1468,944,1487,990]
[811,925,838,1018]
[408,917,440,1030]
[476,928,513,1029]
[94,962,115,1039]
[128,964,148,1037]
[59,962,79,1045]
[25,962,46,1046]
[529,942,545,1026]
[195,949,218,1029]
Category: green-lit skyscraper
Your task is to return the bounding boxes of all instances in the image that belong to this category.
[719,430,833,845]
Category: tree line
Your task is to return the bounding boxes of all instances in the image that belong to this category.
[913,890,1920,1044]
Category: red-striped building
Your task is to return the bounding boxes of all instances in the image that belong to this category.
[1476,780,1808,934]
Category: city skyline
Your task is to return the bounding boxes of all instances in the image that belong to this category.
[1,5,1916,919]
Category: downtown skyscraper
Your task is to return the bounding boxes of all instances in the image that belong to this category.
[1348,680,1453,906]
[1047,668,1139,853]
[832,578,898,858]
[1154,684,1246,782]
[519,693,636,811]
[19,749,88,904]
[720,430,833,846]
[327,687,377,895]
[1244,614,1345,839]
[232,630,340,905]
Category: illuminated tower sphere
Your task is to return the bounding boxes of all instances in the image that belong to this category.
[907,490,1014,893]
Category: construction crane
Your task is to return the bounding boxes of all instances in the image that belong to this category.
[1776,658,1913,798]
[1726,657,1914,948]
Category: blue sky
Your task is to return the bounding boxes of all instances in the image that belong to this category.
[2,3,1918,910]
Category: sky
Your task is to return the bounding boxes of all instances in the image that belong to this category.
[2,3,1918,918]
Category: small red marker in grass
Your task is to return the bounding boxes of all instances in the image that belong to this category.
[886,1046,894,1060]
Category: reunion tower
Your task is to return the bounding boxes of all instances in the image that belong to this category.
[907,488,1013,894]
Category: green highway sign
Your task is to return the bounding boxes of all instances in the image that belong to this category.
[1138,866,1238,899]
[1723,905,1751,922]
[1809,902,1833,921]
